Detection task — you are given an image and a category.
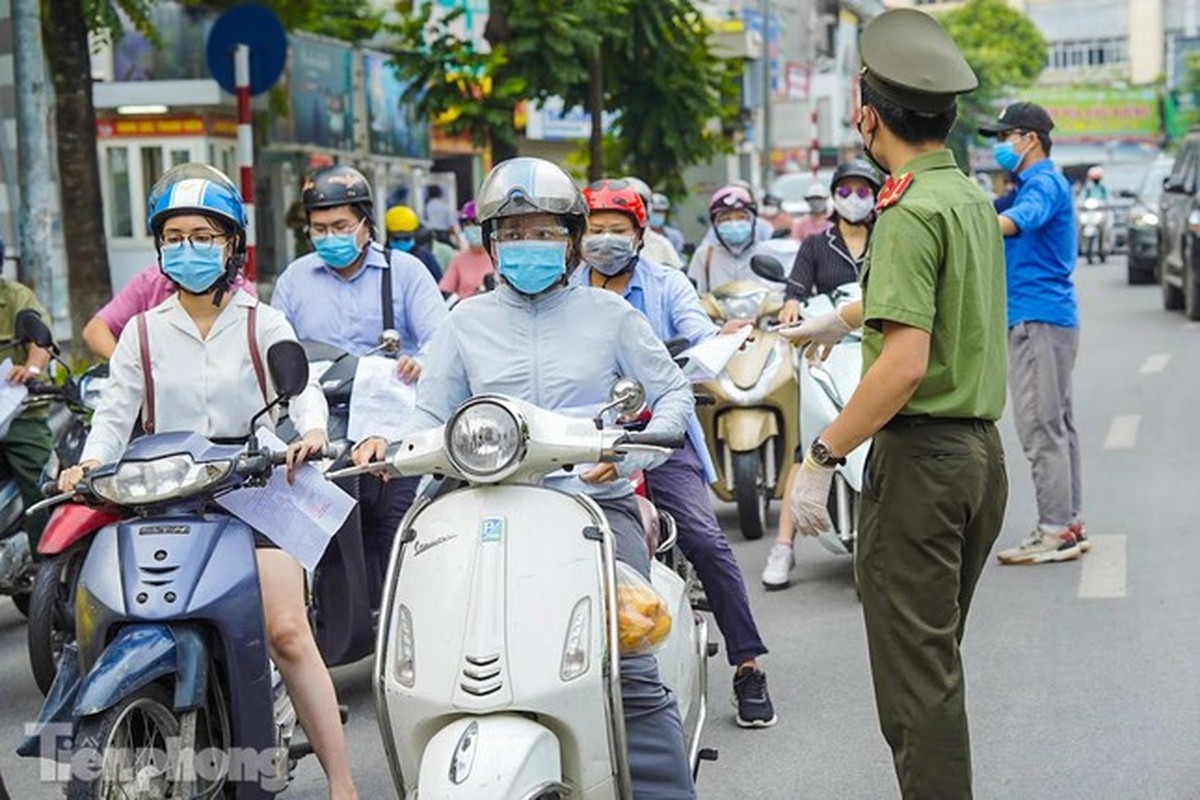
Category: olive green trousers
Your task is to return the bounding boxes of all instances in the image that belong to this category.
[858,418,1007,800]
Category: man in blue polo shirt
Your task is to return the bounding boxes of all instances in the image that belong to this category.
[980,102,1086,565]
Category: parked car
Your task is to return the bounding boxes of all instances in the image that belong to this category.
[769,169,836,215]
[1126,156,1174,285]
[1159,132,1200,318]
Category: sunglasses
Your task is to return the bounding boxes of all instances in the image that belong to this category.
[836,185,874,200]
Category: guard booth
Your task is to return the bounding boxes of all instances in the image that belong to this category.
[95,112,240,291]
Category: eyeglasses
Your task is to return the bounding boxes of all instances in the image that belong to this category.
[835,185,874,200]
[160,232,227,248]
[309,218,364,238]
[491,225,569,243]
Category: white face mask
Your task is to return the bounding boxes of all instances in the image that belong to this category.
[833,194,875,224]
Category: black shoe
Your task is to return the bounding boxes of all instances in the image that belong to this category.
[733,667,777,728]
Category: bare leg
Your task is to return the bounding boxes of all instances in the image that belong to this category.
[775,462,800,545]
[257,550,357,800]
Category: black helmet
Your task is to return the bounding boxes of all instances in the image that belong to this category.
[302,165,374,221]
[832,160,883,192]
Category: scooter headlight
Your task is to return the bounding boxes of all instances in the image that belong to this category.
[395,603,416,687]
[560,597,592,681]
[91,455,233,505]
[718,290,769,321]
[445,398,527,480]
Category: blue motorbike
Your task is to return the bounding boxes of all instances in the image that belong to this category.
[20,341,332,799]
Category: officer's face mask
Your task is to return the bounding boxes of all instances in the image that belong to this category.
[313,218,365,269]
[495,241,568,295]
[160,240,227,294]
[582,233,638,277]
[857,108,890,176]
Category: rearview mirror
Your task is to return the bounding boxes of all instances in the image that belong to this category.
[1164,179,1186,194]
[609,377,646,419]
[14,309,53,349]
[266,341,310,401]
[1117,189,1138,200]
[750,255,787,283]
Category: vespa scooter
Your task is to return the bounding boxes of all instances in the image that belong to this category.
[328,388,714,798]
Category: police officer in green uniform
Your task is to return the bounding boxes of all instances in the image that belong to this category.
[783,8,1008,799]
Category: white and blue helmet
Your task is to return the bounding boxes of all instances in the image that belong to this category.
[146,163,246,244]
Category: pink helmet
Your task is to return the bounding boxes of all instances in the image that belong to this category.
[708,185,757,218]
[459,199,478,223]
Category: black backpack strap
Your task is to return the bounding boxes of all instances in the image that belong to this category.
[381,244,395,333]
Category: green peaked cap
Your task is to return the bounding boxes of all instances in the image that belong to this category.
[860,8,978,114]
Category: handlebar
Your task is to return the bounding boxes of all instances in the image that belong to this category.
[617,431,686,450]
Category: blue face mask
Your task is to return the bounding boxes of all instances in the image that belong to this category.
[390,236,416,252]
[463,226,484,247]
[313,232,364,269]
[649,212,666,229]
[496,241,568,295]
[716,219,753,248]
[160,242,226,294]
[992,141,1027,173]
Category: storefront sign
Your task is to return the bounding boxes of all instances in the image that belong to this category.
[272,34,356,152]
[363,51,429,159]
[1023,87,1162,142]
[97,115,237,139]
[524,96,616,142]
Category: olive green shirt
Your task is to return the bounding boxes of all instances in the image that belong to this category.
[860,149,1007,420]
[0,280,50,420]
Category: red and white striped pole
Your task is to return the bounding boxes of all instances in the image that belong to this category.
[810,106,820,179]
[235,44,256,281]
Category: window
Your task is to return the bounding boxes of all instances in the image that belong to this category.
[1047,37,1128,71]
[106,147,133,238]
[140,146,163,224]
[169,149,190,167]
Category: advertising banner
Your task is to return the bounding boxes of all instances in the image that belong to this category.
[273,34,355,152]
[1023,87,1162,142]
[363,51,430,159]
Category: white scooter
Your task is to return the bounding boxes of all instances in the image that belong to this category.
[751,256,867,558]
[329,386,714,799]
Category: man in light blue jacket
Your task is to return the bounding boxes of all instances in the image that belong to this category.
[355,158,697,798]
[577,179,775,729]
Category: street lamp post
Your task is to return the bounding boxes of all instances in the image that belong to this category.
[761,0,773,191]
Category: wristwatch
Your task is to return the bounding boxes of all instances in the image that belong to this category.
[809,439,846,468]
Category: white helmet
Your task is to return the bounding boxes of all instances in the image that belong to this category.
[804,183,831,201]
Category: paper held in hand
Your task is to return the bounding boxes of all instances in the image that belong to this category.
[216,429,355,571]
[678,326,753,383]
[0,358,28,438]
[347,355,417,442]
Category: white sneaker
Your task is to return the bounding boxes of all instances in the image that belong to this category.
[997,528,1082,565]
[761,542,795,589]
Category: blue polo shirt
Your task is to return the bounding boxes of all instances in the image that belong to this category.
[997,159,1078,329]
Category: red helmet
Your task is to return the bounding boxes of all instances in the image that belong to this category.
[583,179,648,229]
[708,184,757,218]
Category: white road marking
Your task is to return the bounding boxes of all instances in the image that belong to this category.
[1103,415,1140,450]
[1140,354,1171,374]
[1078,535,1127,599]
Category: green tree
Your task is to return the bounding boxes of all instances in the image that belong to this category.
[939,0,1047,164]
[389,0,736,192]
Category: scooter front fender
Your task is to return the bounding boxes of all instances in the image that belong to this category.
[716,408,778,453]
[416,716,565,800]
[37,504,120,556]
[74,623,207,717]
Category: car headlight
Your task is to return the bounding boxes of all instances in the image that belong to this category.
[445,398,527,480]
[91,455,233,505]
[718,290,768,321]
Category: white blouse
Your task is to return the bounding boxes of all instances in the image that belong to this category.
[81,290,328,466]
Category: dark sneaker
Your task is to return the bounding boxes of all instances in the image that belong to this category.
[1071,522,1091,554]
[733,668,777,728]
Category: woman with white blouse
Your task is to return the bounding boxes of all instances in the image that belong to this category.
[59,165,357,799]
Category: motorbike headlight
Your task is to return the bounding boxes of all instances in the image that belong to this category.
[560,597,592,681]
[1142,212,1160,227]
[718,290,768,321]
[78,375,109,412]
[91,455,233,505]
[395,603,416,687]
[445,398,527,480]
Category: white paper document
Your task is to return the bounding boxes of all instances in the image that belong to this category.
[217,429,355,571]
[347,355,417,442]
[678,327,754,383]
[0,359,28,438]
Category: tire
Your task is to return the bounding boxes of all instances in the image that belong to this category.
[28,549,84,696]
[1186,258,1200,321]
[1127,259,1154,285]
[731,451,767,540]
[1163,267,1185,311]
[1084,236,1095,265]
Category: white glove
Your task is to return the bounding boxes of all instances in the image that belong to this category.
[779,307,854,361]
[789,456,835,537]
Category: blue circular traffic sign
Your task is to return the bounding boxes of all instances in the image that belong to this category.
[205,3,287,96]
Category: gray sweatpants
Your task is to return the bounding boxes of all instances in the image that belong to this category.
[1007,322,1082,530]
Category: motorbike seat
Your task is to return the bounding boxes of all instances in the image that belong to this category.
[634,495,661,557]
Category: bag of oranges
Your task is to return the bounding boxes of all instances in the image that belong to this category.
[615,562,673,656]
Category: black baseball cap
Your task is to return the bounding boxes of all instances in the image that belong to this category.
[978,102,1054,137]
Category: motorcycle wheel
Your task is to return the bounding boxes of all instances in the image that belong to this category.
[28,548,84,696]
[731,451,768,540]
[1085,236,1095,265]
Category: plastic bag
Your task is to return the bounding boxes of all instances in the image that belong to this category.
[615,561,673,656]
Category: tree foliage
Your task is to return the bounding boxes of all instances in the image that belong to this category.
[940,0,1046,105]
[388,0,736,192]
